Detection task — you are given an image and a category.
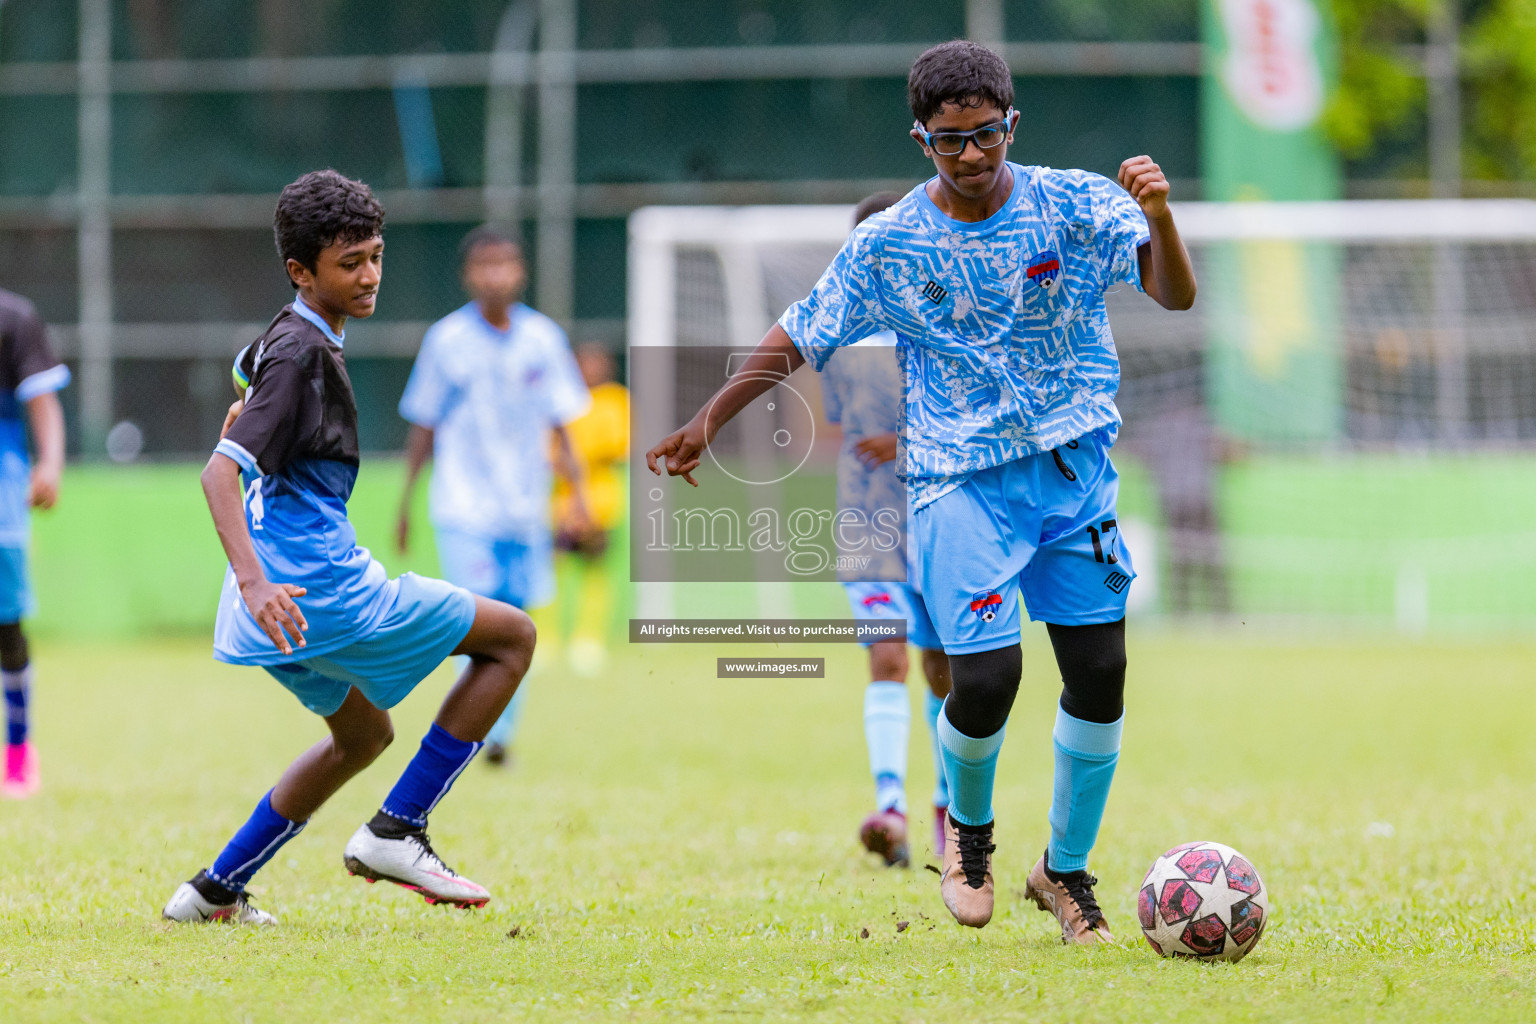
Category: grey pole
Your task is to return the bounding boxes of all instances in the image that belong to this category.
[484,0,537,227]
[966,0,1005,48]
[77,0,113,455]
[1428,0,1466,440]
[1428,0,1461,198]
[536,0,577,325]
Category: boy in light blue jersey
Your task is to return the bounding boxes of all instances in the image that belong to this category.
[163,172,538,926]
[396,225,591,767]
[649,41,1197,943]
[827,192,953,868]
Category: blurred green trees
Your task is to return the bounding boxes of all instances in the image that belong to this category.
[1328,0,1536,185]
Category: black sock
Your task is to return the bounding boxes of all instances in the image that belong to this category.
[191,869,238,904]
[948,811,994,834]
[1043,847,1085,881]
[367,809,421,838]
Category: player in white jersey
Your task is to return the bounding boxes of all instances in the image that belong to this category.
[650,41,1197,943]
[828,192,954,866]
[397,226,591,765]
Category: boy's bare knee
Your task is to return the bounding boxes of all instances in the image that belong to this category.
[868,640,908,682]
[497,608,536,675]
[337,719,393,768]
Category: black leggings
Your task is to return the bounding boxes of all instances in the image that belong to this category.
[0,622,26,672]
[944,619,1126,738]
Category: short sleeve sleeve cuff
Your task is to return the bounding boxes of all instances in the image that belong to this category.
[553,387,593,427]
[397,391,440,428]
[232,346,252,392]
[1094,180,1151,291]
[214,437,261,476]
[777,306,832,371]
[15,364,70,403]
[398,331,448,427]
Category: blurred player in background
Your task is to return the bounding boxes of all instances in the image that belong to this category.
[550,343,628,677]
[396,225,590,767]
[649,41,1197,943]
[0,290,68,799]
[822,192,951,868]
[164,171,537,925]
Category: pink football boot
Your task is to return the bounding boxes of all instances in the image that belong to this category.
[2,741,40,799]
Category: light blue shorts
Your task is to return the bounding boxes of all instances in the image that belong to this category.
[842,581,942,651]
[913,428,1135,655]
[0,545,30,623]
[435,528,554,610]
[264,572,477,717]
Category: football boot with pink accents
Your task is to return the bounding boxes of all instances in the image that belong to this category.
[1,741,39,799]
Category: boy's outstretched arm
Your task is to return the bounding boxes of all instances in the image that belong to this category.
[395,423,433,553]
[24,392,64,510]
[201,453,308,656]
[645,323,805,486]
[1119,155,1197,311]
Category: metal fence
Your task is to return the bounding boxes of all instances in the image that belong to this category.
[0,0,1454,454]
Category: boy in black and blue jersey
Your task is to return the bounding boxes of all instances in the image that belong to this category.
[163,171,537,925]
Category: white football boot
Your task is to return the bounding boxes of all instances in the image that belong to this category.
[343,824,490,908]
[162,871,276,925]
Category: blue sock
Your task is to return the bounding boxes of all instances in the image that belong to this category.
[486,684,528,749]
[936,705,1005,827]
[864,681,909,814]
[3,665,28,746]
[1047,707,1123,874]
[380,723,482,828]
[924,690,949,809]
[207,790,305,893]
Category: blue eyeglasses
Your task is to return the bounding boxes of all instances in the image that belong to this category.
[913,110,1016,156]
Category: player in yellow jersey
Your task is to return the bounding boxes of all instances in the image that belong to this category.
[551,345,629,676]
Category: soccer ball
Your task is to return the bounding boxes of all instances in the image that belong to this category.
[1137,841,1268,962]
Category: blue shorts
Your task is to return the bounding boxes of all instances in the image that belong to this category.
[435,528,554,609]
[913,429,1135,655]
[264,572,477,717]
[843,581,942,651]
[0,545,30,623]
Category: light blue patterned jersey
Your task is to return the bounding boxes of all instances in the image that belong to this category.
[399,303,590,542]
[821,331,906,581]
[780,163,1150,509]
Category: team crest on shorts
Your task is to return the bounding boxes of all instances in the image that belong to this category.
[969,590,1003,623]
[1026,250,1062,293]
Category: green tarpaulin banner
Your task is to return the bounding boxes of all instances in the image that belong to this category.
[1201,0,1343,442]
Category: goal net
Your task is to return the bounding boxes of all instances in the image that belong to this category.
[629,199,1536,629]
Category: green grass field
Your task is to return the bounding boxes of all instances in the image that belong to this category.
[3,631,1535,1022]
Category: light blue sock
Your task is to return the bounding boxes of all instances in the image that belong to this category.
[1047,707,1123,873]
[936,705,1005,827]
[864,681,909,814]
[486,684,528,749]
[924,690,949,809]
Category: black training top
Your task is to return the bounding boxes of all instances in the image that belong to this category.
[0,288,66,400]
[222,303,360,481]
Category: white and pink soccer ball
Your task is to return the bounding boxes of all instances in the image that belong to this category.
[1138,841,1268,962]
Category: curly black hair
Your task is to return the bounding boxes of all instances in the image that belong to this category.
[273,170,386,288]
[458,222,523,264]
[907,41,1014,126]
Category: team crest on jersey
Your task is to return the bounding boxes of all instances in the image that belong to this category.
[1026,250,1062,293]
[969,590,1002,623]
[862,592,893,610]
